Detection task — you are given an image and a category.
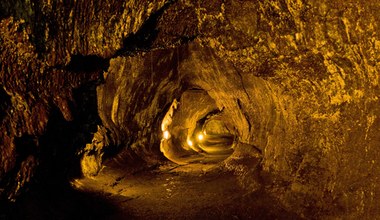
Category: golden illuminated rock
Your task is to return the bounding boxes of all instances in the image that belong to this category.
[0,0,379,219]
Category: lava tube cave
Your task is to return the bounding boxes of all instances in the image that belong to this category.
[1,0,380,219]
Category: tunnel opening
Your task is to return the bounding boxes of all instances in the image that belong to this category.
[194,113,235,156]
[159,89,235,165]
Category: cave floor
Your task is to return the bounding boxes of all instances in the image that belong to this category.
[4,161,301,219]
[68,162,299,219]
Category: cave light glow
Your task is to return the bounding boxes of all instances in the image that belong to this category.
[163,130,170,139]
[187,139,193,147]
[197,133,204,141]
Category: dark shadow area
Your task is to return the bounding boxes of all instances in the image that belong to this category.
[37,82,102,181]
[0,82,123,219]
[0,134,38,203]
[0,0,32,20]
[36,106,85,185]
[0,183,126,220]
[14,135,38,162]
[65,55,110,73]
[0,86,11,122]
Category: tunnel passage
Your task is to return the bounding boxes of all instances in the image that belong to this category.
[86,38,380,219]
[160,89,236,165]
[95,43,267,169]
[1,0,380,219]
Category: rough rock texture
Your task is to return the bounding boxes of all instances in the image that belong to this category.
[1,0,380,219]
[1,0,169,65]
[0,17,99,200]
[0,0,169,201]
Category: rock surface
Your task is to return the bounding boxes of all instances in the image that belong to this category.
[1,0,380,219]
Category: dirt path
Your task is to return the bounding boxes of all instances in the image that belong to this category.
[70,163,299,219]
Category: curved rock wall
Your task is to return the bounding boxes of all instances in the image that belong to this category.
[97,1,380,217]
[97,48,188,162]
[0,0,379,218]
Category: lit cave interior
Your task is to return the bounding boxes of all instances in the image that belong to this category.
[1,1,380,219]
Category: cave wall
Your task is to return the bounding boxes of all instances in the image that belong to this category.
[92,1,380,217]
[1,0,380,218]
[96,48,187,163]
[0,0,170,201]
